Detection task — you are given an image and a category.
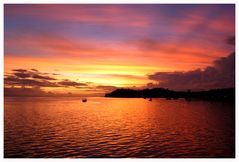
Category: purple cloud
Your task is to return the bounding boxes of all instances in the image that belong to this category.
[148,52,235,90]
[225,36,235,45]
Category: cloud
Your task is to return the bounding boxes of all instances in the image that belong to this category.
[11,68,57,80]
[10,68,58,80]
[130,37,227,59]
[32,74,56,80]
[4,76,59,87]
[58,79,87,87]
[13,72,31,78]
[132,38,159,51]
[4,87,49,97]
[5,32,123,60]
[31,68,39,72]
[5,4,150,28]
[4,69,87,88]
[12,69,28,72]
[96,85,118,91]
[148,52,235,90]
[5,5,234,72]
[225,36,235,45]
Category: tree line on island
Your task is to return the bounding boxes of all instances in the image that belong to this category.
[105,87,235,102]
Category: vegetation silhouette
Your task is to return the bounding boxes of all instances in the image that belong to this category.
[105,88,235,102]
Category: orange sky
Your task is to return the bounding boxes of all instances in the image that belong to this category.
[4,4,235,96]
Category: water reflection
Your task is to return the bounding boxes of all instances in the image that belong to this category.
[4,97,235,158]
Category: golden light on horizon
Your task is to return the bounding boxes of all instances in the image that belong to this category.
[4,4,235,96]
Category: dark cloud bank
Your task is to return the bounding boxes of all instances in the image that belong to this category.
[4,69,88,96]
[4,69,119,97]
[4,51,235,96]
[148,52,235,91]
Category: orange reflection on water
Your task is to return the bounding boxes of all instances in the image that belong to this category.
[4,97,235,158]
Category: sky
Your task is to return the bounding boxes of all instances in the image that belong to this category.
[4,4,235,96]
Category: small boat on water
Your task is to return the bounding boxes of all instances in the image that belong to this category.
[149,98,152,101]
[82,99,87,102]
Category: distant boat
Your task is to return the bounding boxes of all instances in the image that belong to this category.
[149,98,152,101]
[166,97,171,100]
[82,99,87,102]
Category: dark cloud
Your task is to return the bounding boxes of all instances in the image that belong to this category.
[31,68,39,72]
[96,85,118,91]
[58,79,87,87]
[51,73,60,75]
[5,76,59,87]
[32,74,56,80]
[226,36,235,45]
[4,87,48,97]
[12,69,28,72]
[4,76,20,83]
[148,52,235,90]
[22,79,46,87]
[13,72,31,78]
[11,69,58,80]
[4,69,87,88]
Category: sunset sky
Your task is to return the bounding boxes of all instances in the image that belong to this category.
[4,4,235,96]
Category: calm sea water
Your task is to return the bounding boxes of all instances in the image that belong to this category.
[4,97,235,158]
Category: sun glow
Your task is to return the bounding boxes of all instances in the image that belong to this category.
[4,4,235,96]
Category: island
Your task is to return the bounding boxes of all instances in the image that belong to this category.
[105,88,235,102]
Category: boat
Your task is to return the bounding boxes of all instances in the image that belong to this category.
[149,98,152,101]
[82,99,87,102]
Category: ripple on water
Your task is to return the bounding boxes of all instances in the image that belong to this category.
[4,97,235,158]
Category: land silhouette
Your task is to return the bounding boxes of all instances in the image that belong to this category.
[105,87,235,102]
